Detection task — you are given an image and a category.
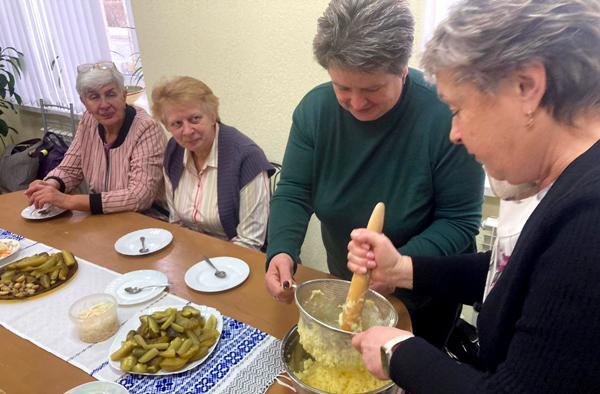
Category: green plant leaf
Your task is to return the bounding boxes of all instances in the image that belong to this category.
[0,118,9,137]
[0,97,16,112]
[7,59,22,79]
[0,45,23,136]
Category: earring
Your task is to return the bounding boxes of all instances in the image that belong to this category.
[526,110,535,130]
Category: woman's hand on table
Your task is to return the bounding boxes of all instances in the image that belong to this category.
[24,179,68,209]
[347,228,414,293]
[265,253,295,303]
[25,179,59,196]
[352,326,414,380]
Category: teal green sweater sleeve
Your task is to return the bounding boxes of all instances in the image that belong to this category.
[267,69,484,278]
[266,105,315,267]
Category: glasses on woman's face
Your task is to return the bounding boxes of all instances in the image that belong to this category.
[77,61,116,74]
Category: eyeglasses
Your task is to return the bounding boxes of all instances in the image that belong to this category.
[77,61,117,74]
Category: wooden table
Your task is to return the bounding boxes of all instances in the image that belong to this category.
[0,191,410,394]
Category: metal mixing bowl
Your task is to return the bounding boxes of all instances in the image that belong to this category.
[293,279,398,369]
[281,325,399,394]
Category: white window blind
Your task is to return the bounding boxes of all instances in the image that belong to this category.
[0,0,111,114]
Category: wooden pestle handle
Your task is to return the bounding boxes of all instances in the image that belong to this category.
[340,202,385,331]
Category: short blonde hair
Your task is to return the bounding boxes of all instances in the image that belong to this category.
[151,76,220,125]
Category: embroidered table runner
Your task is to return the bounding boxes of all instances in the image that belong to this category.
[0,229,285,393]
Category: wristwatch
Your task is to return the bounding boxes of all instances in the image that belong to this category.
[380,334,413,376]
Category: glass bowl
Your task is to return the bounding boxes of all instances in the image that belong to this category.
[69,293,119,343]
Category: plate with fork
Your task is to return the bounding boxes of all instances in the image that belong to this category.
[21,204,67,220]
[105,269,169,305]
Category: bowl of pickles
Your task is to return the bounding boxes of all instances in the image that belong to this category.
[108,304,222,375]
[0,250,78,300]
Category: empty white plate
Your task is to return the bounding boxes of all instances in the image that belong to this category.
[21,204,67,220]
[64,381,129,394]
[114,228,173,256]
[105,270,168,305]
[185,256,250,292]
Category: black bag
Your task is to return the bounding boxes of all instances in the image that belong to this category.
[445,318,482,368]
[36,131,69,180]
[0,138,43,193]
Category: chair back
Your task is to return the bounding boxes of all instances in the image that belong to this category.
[39,99,77,145]
[270,161,282,196]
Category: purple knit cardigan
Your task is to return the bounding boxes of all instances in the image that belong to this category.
[164,123,274,239]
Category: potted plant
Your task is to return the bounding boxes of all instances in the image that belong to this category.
[125,52,144,104]
[0,46,24,148]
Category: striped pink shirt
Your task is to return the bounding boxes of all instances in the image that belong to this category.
[46,106,166,213]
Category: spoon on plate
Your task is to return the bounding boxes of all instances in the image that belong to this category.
[124,283,170,294]
[139,236,149,253]
[203,255,227,278]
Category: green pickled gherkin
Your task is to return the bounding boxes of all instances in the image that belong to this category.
[120,355,137,372]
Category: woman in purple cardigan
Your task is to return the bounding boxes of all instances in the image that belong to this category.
[152,76,274,250]
[348,0,600,393]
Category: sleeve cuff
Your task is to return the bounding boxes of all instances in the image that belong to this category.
[265,251,299,274]
[89,193,103,215]
[44,176,65,193]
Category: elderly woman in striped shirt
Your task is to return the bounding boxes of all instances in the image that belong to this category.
[152,76,274,250]
[25,61,166,215]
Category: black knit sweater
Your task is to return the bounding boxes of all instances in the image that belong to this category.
[163,123,274,240]
[390,140,600,393]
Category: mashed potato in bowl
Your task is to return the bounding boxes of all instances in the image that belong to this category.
[286,279,398,393]
[284,324,392,394]
[296,358,390,393]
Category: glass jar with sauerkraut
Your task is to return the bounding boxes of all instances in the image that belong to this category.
[70,293,119,342]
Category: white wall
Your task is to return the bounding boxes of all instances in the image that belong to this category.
[131,0,426,272]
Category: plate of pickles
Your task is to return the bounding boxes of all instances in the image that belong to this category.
[0,250,78,300]
[108,304,223,375]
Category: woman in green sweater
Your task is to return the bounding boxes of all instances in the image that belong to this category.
[265,0,484,348]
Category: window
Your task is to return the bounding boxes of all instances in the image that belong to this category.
[422,0,461,50]
[104,0,144,90]
[0,0,143,114]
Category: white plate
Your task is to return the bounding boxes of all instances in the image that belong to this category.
[0,239,20,262]
[105,270,168,305]
[21,204,67,220]
[64,381,129,394]
[114,228,173,256]
[185,256,250,292]
[108,304,223,375]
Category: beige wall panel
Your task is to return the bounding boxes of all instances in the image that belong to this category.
[131,0,427,272]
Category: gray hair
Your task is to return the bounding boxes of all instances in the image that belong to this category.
[76,67,125,97]
[421,0,600,125]
[313,0,414,75]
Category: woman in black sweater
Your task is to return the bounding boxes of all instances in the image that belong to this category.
[348,0,600,393]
